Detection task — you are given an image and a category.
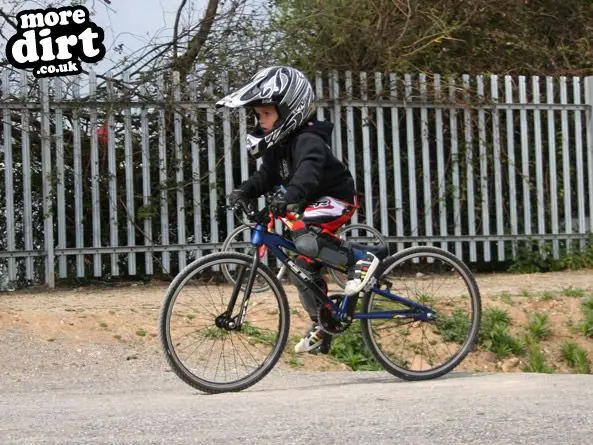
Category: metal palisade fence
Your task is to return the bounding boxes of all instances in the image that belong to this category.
[0,68,592,288]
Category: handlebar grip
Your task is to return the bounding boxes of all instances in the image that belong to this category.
[286,203,304,220]
[229,198,303,223]
[237,199,252,217]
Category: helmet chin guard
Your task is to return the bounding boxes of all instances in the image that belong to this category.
[246,133,266,158]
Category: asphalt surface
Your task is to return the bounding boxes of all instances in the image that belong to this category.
[2,368,592,445]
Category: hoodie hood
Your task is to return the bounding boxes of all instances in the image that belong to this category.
[299,120,334,145]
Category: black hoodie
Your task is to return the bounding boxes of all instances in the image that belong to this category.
[240,120,357,205]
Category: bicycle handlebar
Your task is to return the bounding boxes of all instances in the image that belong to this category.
[228,198,303,225]
[226,185,304,224]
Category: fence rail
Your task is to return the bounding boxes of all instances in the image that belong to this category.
[1,68,592,288]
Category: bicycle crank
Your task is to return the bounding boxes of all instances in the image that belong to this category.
[318,294,352,335]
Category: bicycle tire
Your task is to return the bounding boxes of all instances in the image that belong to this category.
[360,246,481,381]
[159,252,290,393]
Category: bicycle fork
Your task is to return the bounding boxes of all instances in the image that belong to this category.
[218,251,261,331]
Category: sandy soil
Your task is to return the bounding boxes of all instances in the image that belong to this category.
[1,269,592,377]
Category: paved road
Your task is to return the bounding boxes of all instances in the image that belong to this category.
[2,369,592,445]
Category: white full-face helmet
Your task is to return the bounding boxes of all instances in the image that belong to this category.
[216,66,315,158]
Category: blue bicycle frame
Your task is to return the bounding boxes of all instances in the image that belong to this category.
[247,221,437,323]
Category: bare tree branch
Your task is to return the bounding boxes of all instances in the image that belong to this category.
[174,0,220,79]
[172,0,189,64]
[0,8,19,31]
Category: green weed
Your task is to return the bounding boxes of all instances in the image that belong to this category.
[561,341,591,374]
[527,313,551,342]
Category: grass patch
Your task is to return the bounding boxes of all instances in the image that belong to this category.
[579,308,593,338]
[435,308,471,344]
[527,313,551,342]
[241,322,277,345]
[522,343,554,373]
[582,297,593,312]
[500,292,513,305]
[99,322,108,328]
[329,323,382,371]
[480,307,511,332]
[540,291,556,301]
[562,287,586,298]
[135,328,147,337]
[484,324,524,358]
[417,292,438,306]
[579,297,593,338]
[561,341,591,374]
[203,326,228,339]
[478,308,523,358]
[287,352,303,368]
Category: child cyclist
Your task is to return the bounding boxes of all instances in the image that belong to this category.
[216,66,379,354]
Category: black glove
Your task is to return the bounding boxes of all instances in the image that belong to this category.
[228,189,247,208]
[287,201,306,216]
[270,198,306,218]
[269,195,288,218]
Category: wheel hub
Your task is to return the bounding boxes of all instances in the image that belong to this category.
[215,314,237,330]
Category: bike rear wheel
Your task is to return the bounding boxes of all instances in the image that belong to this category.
[159,252,290,393]
[360,246,481,381]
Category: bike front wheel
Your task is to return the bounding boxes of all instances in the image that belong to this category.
[159,252,290,393]
[360,246,481,381]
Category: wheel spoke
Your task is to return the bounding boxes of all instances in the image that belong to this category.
[361,246,481,380]
[159,253,289,393]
